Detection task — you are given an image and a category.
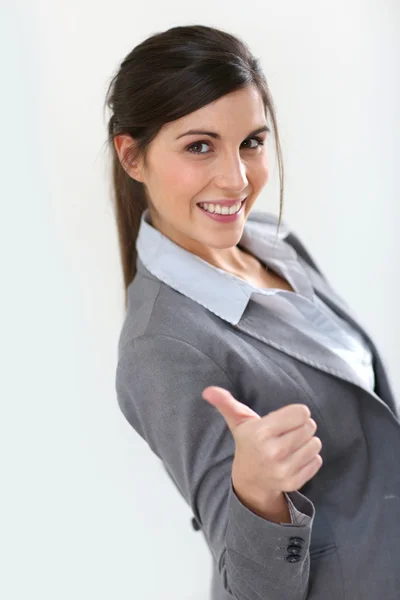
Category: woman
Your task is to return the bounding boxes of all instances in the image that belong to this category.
[106,24,400,599]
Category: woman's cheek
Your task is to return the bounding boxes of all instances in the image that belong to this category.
[169,162,206,194]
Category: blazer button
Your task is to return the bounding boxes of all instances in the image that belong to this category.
[287,544,302,555]
[289,536,305,545]
[285,554,301,562]
[288,540,303,549]
[191,517,201,531]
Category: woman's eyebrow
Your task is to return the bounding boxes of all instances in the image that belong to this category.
[175,125,269,140]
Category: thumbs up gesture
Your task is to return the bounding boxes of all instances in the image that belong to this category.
[201,386,323,505]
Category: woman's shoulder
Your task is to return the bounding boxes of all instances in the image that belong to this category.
[248,209,325,278]
[118,272,228,360]
[247,209,290,238]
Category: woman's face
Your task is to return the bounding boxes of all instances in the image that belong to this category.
[117,85,270,260]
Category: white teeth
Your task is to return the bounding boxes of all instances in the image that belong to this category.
[198,201,242,215]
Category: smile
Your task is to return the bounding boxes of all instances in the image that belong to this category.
[197,198,246,222]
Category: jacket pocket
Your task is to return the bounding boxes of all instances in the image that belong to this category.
[308,544,345,599]
[309,542,337,559]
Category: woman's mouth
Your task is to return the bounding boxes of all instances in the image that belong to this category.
[196,198,246,222]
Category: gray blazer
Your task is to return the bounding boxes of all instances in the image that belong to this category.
[115,215,400,599]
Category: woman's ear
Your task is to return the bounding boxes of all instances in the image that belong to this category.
[113,134,144,182]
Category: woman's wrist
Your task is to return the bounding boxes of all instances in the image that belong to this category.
[232,481,292,524]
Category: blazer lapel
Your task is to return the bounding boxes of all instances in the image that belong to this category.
[299,255,398,416]
[235,296,367,388]
[234,298,398,417]
[234,231,399,418]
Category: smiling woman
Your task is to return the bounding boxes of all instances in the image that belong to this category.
[105,23,400,600]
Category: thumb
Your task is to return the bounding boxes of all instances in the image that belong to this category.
[201,386,260,434]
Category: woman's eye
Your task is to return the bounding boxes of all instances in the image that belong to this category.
[243,136,265,149]
[187,141,210,154]
[186,136,265,155]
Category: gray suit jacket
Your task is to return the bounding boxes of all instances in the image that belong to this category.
[115,213,400,599]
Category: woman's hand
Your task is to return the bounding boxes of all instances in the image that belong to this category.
[201,386,323,503]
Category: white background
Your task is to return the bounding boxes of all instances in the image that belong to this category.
[1,1,399,598]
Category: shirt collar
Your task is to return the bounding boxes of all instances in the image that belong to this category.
[136,208,304,325]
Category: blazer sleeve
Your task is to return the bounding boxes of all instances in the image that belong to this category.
[115,334,316,600]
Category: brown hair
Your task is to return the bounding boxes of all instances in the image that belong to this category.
[104,24,285,310]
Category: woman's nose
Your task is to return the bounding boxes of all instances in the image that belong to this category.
[214,154,248,192]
